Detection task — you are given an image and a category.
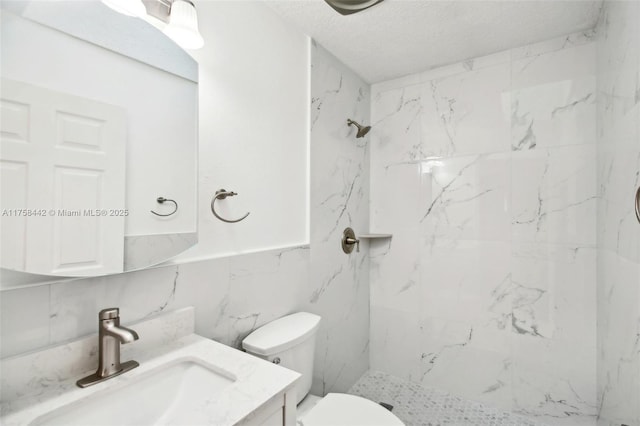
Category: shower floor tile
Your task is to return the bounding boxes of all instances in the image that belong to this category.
[348,371,547,426]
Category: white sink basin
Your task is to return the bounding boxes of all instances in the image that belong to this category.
[30,359,235,426]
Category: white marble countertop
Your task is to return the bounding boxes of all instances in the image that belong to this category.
[1,309,300,426]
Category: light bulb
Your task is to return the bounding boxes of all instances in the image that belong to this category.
[164,0,204,50]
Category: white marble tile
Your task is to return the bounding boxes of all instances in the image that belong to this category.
[417,62,471,84]
[421,153,511,242]
[419,63,511,157]
[370,84,423,168]
[308,42,371,396]
[304,235,369,395]
[511,337,598,426]
[369,229,422,314]
[369,306,423,382]
[369,32,601,424]
[0,285,50,358]
[511,42,596,153]
[471,50,513,71]
[511,334,597,425]
[419,50,512,84]
[510,31,596,62]
[596,6,638,422]
[596,250,640,426]
[511,145,597,246]
[598,142,640,264]
[370,162,422,231]
[371,73,421,97]
[512,43,596,92]
[419,239,512,331]
[511,41,596,152]
[510,244,596,344]
[595,4,640,423]
[376,49,512,97]
[508,244,597,424]
[1,246,313,363]
[596,2,639,148]
[175,256,230,344]
[417,316,513,411]
[226,247,308,349]
[511,75,596,151]
[48,266,180,344]
[311,47,369,244]
[310,292,369,395]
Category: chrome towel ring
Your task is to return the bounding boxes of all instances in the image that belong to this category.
[211,189,250,223]
[635,186,640,224]
[151,197,178,217]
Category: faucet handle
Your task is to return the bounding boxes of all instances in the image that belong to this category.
[99,308,120,320]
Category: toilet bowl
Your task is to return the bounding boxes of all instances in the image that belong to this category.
[242,312,404,426]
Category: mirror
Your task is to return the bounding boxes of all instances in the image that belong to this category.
[0,1,198,281]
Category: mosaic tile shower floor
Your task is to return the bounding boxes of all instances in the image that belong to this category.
[348,371,548,426]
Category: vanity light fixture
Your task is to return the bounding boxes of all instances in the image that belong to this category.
[101,0,204,50]
[163,0,204,50]
[101,0,146,17]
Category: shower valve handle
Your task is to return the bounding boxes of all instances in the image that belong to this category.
[345,237,360,252]
[341,227,360,254]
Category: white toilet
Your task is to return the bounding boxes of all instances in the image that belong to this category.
[242,312,405,426]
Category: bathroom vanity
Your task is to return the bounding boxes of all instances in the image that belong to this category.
[0,308,300,425]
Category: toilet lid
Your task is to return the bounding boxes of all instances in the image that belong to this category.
[300,393,405,426]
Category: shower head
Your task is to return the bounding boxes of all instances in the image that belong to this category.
[347,119,371,138]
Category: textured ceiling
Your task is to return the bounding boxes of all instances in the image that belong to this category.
[266,0,603,83]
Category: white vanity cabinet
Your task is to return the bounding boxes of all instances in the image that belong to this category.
[238,390,298,426]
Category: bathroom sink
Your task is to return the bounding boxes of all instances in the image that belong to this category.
[30,359,235,426]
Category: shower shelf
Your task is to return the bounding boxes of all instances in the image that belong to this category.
[359,233,392,239]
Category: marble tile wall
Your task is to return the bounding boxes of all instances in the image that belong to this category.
[0,40,371,398]
[595,1,640,425]
[1,307,195,404]
[305,41,371,395]
[369,32,598,425]
[0,246,310,359]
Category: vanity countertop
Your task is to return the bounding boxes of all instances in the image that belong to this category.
[0,308,300,426]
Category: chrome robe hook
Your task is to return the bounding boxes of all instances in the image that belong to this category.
[211,189,250,223]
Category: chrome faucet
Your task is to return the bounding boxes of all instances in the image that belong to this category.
[77,308,140,388]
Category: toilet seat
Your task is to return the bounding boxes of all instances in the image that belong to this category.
[299,393,405,426]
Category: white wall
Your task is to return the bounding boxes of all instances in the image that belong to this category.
[174,0,310,262]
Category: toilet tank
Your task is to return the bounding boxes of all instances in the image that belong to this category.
[242,312,321,404]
